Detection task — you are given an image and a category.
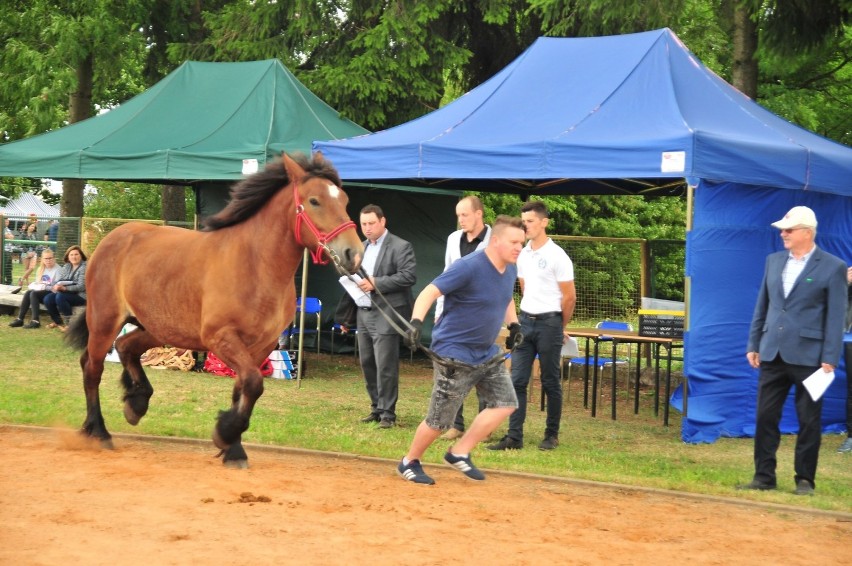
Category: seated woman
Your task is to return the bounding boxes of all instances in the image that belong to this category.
[8,249,60,328]
[43,245,88,330]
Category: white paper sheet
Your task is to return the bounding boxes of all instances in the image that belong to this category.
[561,336,580,358]
[802,369,835,402]
[338,275,371,307]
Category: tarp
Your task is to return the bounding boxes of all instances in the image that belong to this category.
[0,193,59,218]
[0,59,457,344]
[315,29,852,198]
[674,181,851,442]
[0,59,369,182]
[315,28,852,442]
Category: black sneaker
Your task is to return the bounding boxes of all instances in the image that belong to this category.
[24,320,40,329]
[538,436,559,451]
[8,318,23,328]
[443,452,485,480]
[487,436,523,451]
[397,459,435,485]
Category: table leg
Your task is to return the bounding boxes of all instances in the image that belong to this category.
[664,344,673,426]
[610,339,617,420]
[634,343,642,415]
[654,343,661,417]
[582,338,590,409]
[591,340,600,417]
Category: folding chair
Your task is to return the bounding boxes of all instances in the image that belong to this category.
[564,321,633,406]
[285,297,323,353]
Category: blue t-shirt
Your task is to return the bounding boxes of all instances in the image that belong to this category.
[430,250,517,364]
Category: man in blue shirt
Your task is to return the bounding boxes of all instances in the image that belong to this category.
[396,215,525,485]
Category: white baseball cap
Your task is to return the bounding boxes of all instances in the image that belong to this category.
[771,206,817,230]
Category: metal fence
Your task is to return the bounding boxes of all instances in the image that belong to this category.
[1,214,193,285]
[548,235,685,325]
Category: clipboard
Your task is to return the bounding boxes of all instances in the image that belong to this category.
[338,275,371,307]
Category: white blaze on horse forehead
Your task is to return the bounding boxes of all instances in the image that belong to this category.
[326,183,341,199]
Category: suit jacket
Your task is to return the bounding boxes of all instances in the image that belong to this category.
[357,232,416,334]
[748,247,848,367]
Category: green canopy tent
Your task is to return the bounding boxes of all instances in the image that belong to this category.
[0,59,457,353]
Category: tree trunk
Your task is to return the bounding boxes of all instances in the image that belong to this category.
[60,54,94,220]
[161,184,186,222]
[731,3,759,99]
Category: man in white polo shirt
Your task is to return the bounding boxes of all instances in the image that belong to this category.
[489,200,576,451]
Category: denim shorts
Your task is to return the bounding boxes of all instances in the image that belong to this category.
[424,359,518,430]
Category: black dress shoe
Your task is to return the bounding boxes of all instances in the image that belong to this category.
[378,418,395,429]
[794,479,814,496]
[360,413,380,423]
[736,479,776,491]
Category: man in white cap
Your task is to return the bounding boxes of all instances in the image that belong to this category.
[741,206,847,495]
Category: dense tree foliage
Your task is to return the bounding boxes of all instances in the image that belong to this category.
[1,0,849,251]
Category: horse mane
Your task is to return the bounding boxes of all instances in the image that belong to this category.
[202,153,342,231]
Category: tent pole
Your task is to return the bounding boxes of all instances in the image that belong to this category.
[297,248,309,388]
[682,180,696,416]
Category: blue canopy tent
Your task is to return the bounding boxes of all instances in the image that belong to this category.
[315,28,852,442]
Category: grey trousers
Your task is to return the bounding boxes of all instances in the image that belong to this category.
[357,312,401,421]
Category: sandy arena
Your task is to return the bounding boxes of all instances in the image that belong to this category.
[1,426,849,565]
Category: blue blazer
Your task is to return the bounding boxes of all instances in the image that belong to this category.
[747,247,848,367]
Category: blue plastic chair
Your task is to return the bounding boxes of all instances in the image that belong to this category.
[285,297,323,353]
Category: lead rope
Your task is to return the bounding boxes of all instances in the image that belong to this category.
[338,268,522,371]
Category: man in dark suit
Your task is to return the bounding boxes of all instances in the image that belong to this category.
[838,266,852,453]
[742,206,848,495]
[356,204,416,428]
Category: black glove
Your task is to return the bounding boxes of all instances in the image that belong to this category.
[506,322,523,350]
[404,318,423,351]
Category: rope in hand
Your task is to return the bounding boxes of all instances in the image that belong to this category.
[338,266,526,371]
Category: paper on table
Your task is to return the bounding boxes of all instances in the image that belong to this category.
[338,275,371,308]
[802,369,835,402]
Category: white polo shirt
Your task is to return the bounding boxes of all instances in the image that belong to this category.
[518,238,574,314]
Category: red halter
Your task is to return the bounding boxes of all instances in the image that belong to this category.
[292,179,356,265]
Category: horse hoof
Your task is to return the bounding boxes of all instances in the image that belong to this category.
[224,459,249,469]
[123,404,141,425]
[100,438,115,450]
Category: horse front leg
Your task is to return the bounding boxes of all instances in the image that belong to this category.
[80,350,114,449]
[213,363,265,469]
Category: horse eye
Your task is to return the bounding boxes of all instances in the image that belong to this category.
[309,197,320,206]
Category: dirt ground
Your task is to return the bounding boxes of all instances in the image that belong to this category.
[1,426,849,566]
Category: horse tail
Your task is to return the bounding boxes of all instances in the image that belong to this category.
[64,308,89,351]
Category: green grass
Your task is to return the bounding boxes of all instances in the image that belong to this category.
[1,313,849,513]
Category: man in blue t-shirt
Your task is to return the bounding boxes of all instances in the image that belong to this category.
[396,215,525,485]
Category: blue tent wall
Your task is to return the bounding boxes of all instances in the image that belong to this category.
[680,180,852,443]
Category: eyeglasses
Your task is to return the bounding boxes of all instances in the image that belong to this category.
[780,227,808,234]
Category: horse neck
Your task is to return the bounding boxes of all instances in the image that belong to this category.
[231,184,304,274]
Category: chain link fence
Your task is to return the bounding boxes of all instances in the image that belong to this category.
[2,215,192,285]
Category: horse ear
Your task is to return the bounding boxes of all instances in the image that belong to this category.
[281,152,305,181]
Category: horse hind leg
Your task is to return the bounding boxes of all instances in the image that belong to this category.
[79,348,115,449]
[115,329,158,426]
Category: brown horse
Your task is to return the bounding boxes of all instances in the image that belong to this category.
[65,153,363,467]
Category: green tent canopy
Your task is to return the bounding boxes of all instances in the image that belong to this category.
[0,59,369,182]
[0,59,457,345]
